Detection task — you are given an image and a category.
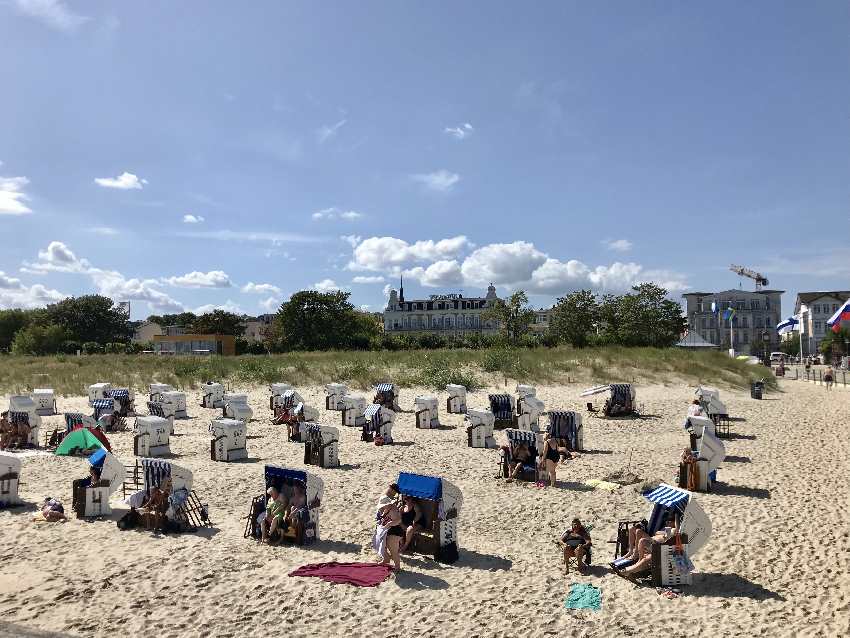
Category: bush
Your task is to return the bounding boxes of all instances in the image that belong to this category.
[104,342,127,354]
[11,324,68,356]
[82,342,104,355]
[59,340,82,355]
[411,354,479,391]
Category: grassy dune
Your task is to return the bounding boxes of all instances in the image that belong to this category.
[0,347,776,396]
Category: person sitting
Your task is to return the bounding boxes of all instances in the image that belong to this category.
[140,478,172,531]
[284,484,308,537]
[98,410,121,432]
[41,497,67,522]
[399,495,427,553]
[72,465,103,514]
[506,443,533,481]
[561,518,592,574]
[378,500,403,571]
[615,514,678,579]
[259,486,286,543]
[540,434,560,487]
[0,412,13,450]
[687,399,703,417]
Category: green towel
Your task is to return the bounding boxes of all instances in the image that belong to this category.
[565,583,602,611]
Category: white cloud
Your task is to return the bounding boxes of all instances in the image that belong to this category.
[461,242,548,286]
[444,123,474,140]
[341,234,362,248]
[313,278,340,292]
[242,282,282,296]
[404,260,464,287]
[602,238,633,252]
[259,297,282,312]
[163,270,232,289]
[182,214,205,224]
[317,119,347,144]
[0,270,66,309]
[359,304,371,311]
[92,226,118,236]
[94,171,147,190]
[351,275,385,284]
[411,169,460,192]
[382,283,393,298]
[0,176,32,215]
[349,235,473,271]
[13,0,89,32]
[176,229,322,244]
[312,207,362,221]
[194,300,245,315]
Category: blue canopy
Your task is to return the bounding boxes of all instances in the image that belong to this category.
[265,465,306,486]
[88,447,107,469]
[397,472,442,501]
[644,484,690,512]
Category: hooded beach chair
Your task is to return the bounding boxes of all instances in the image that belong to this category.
[88,383,112,405]
[72,448,126,518]
[201,382,226,409]
[244,465,323,545]
[222,393,253,424]
[548,411,584,452]
[362,404,394,444]
[695,386,731,438]
[579,384,637,417]
[123,458,211,532]
[680,416,726,492]
[149,383,174,401]
[324,383,348,411]
[515,384,536,410]
[146,401,175,435]
[108,388,135,417]
[133,415,171,457]
[488,394,516,429]
[269,383,293,411]
[373,383,400,411]
[341,395,367,427]
[8,396,41,446]
[32,389,57,416]
[465,408,497,448]
[303,423,340,468]
[516,394,544,432]
[414,395,441,429]
[499,429,546,483]
[209,418,248,462]
[153,391,187,419]
[46,412,98,447]
[0,451,21,507]
[395,472,463,564]
[611,484,711,587]
[445,384,468,414]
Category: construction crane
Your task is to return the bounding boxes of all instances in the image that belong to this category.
[729,264,769,290]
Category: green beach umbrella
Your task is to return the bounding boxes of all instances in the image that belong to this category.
[54,429,104,457]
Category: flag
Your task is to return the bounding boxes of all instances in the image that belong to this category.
[776,316,800,335]
[826,298,850,333]
[710,301,717,315]
[722,307,736,322]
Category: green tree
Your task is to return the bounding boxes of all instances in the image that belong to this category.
[11,324,69,355]
[482,290,535,345]
[778,333,801,357]
[549,289,598,348]
[598,284,684,347]
[819,326,850,358]
[269,290,373,351]
[146,312,198,328]
[0,309,34,352]
[45,295,132,344]
[191,310,246,335]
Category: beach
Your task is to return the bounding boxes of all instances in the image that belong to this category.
[1,378,848,638]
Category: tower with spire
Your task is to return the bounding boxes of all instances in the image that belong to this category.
[398,274,405,304]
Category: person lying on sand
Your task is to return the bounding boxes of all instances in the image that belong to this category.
[562,518,592,574]
[41,497,67,522]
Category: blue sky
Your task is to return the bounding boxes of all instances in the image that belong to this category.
[1,1,848,319]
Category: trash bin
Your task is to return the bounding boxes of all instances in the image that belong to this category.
[750,380,764,400]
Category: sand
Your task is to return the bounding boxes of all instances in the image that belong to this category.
[1,378,849,638]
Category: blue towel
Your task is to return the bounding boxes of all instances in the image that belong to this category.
[565,583,601,610]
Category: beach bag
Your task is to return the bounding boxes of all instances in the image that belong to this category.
[671,533,694,575]
[374,435,385,446]
[117,508,141,530]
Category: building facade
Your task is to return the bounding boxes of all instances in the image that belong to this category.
[682,289,783,355]
[529,308,553,334]
[152,334,236,356]
[131,321,163,343]
[243,314,275,342]
[794,291,850,355]
[383,281,501,335]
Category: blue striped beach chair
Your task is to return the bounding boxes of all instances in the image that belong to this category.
[499,428,543,482]
[548,411,583,452]
[243,465,323,545]
[488,394,516,429]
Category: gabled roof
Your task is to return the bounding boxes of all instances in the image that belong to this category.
[796,291,850,305]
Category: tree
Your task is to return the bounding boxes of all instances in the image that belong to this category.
[549,290,598,348]
[146,312,197,328]
[778,333,801,357]
[191,310,246,335]
[819,326,850,359]
[482,290,535,345]
[0,309,34,352]
[598,284,684,347]
[11,324,69,355]
[45,295,132,344]
[269,290,372,351]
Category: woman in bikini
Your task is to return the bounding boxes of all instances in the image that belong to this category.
[541,434,560,487]
[399,495,427,553]
[378,501,403,571]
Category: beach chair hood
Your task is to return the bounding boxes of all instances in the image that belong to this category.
[0,451,21,477]
[141,458,193,493]
[265,465,324,504]
[644,484,711,557]
[88,449,125,496]
[397,472,463,520]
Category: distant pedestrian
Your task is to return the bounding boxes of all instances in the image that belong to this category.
[824,367,834,390]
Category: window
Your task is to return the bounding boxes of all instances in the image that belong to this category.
[813,305,821,314]
[814,321,822,334]
[741,317,749,328]
[833,304,839,313]
[742,332,749,344]
[701,318,708,329]
[751,300,761,310]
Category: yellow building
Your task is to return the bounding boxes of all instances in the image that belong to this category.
[152,334,236,356]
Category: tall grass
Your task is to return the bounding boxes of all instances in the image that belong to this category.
[0,347,777,396]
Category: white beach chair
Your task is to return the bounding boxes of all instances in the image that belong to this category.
[209,418,248,462]
[32,389,57,416]
[0,452,21,507]
[73,449,125,518]
[500,429,547,483]
[244,465,324,545]
[362,404,394,444]
[681,416,726,492]
[303,423,340,468]
[222,394,253,423]
[324,383,348,411]
[269,383,294,411]
[161,391,187,419]
[88,383,112,405]
[133,415,171,457]
[341,395,367,427]
[516,395,544,432]
[465,408,497,448]
[395,472,463,563]
[8,396,41,446]
[201,382,226,409]
[445,384,468,414]
[414,395,441,429]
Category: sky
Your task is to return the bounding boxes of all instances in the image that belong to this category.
[1,1,849,320]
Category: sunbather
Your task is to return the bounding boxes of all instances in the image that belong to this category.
[399,495,426,553]
[266,488,290,542]
[378,500,403,571]
[260,486,286,542]
[141,478,172,531]
[507,443,533,481]
[285,484,308,535]
[41,497,66,522]
[615,514,677,578]
[540,434,560,487]
[562,518,592,574]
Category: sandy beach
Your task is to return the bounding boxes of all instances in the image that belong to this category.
[1,378,849,638]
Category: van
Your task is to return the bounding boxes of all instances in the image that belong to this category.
[770,352,786,363]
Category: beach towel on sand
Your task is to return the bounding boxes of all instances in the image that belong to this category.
[289,562,394,587]
[584,479,620,492]
[565,583,601,611]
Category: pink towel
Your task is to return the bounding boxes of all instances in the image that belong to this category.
[288,562,394,587]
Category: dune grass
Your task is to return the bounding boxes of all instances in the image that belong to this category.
[0,346,776,396]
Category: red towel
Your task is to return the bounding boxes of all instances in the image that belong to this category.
[288,562,394,587]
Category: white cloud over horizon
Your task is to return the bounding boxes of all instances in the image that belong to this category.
[444,123,473,140]
[410,169,460,192]
[13,0,89,33]
[351,275,385,284]
[313,278,340,292]
[183,214,205,224]
[94,171,147,190]
[0,269,65,310]
[602,238,633,252]
[242,282,282,296]
[193,300,246,315]
[0,176,32,215]
[348,235,473,272]
[312,207,362,221]
[163,270,232,288]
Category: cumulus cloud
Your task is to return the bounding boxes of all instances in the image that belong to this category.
[317,119,347,144]
[349,235,472,272]
[176,229,321,244]
[410,169,460,192]
[461,242,547,286]
[94,171,147,190]
[444,123,473,140]
[194,300,245,315]
[312,207,362,221]
[183,214,205,224]
[0,176,32,215]
[602,238,633,252]
[13,0,89,32]
[163,270,232,289]
[351,275,385,284]
[313,278,340,292]
[0,270,66,309]
[242,282,282,296]
[404,260,464,287]
[340,234,362,248]
[259,296,282,312]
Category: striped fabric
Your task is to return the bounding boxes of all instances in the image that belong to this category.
[65,412,86,431]
[548,411,578,448]
[505,429,536,444]
[375,383,394,394]
[610,384,632,404]
[488,394,513,420]
[147,402,165,417]
[304,423,323,436]
[645,484,690,511]
[280,390,298,409]
[142,458,172,493]
[364,404,382,430]
[9,411,29,427]
[91,398,114,419]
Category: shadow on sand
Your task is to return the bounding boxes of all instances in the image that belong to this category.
[689,573,785,601]
[713,484,771,499]
[394,569,449,590]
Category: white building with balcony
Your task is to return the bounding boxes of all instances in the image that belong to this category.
[383,279,501,335]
